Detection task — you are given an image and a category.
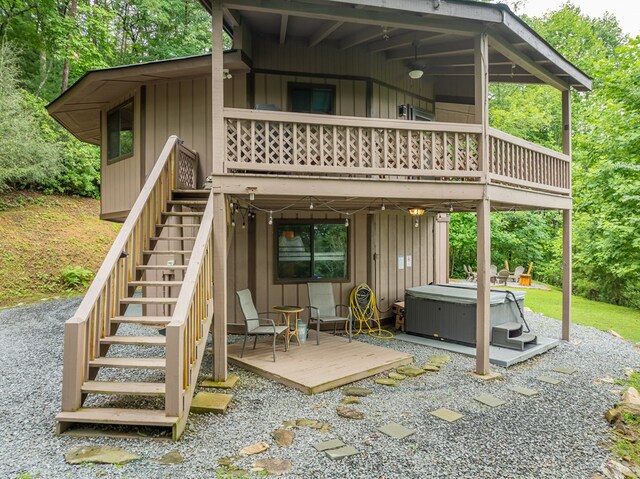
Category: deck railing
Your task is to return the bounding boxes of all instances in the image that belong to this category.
[488,128,571,195]
[225,108,483,180]
[60,136,198,412]
[165,191,213,431]
[224,108,572,196]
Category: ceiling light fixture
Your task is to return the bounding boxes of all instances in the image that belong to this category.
[409,43,423,80]
[409,207,425,216]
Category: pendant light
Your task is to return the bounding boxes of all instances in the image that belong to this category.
[409,43,423,80]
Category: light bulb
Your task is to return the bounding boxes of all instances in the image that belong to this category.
[309,201,314,210]
[449,203,453,213]
[242,220,246,229]
[231,218,235,227]
[268,211,273,225]
[414,217,419,228]
[345,215,350,227]
[381,202,385,211]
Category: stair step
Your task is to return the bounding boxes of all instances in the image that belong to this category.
[510,332,537,344]
[156,224,201,228]
[150,236,197,241]
[173,189,210,197]
[101,335,166,346]
[129,281,183,287]
[89,357,166,369]
[137,265,188,270]
[120,297,178,305]
[111,316,172,326]
[82,380,166,396]
[167,200,208,206]
[162,211,204,217]
[57,407,178,428]
[493,322,523,332]
[143,250,191,255]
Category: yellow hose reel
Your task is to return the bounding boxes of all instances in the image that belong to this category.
[348,283,394,339]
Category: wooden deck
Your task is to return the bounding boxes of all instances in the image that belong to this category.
[228,331,413,394]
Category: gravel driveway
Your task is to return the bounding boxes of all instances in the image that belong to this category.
[0,298,636,479]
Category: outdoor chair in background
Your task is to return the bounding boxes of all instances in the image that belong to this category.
[236,289,288,362]
[510,265,525,283]
[464,265,477,282]
[496,269,510,285]
[307,282,352,345]
[490,264,498,284]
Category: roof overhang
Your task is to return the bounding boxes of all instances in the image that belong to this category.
[47,51,249,145]
[199,0,591,92]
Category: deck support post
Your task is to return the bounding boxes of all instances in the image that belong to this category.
[212,192,228,381]
[211,0,225,175]
[561,89,572,341]
[475,197,491,375]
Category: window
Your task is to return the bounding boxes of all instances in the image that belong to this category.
[107,100,134,162]
[275,220,348,282]
[288,83,336,114]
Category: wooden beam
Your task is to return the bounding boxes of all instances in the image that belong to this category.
[339,25,396,50]
[212,192,228,381]
[368,31,448,54]
[562,89,572,341]
[489,32,569,91]
[476,197,491,375]
[279,14,288,45]
[309,20,344,47]
[222,7,241,27]
[386,39,474,60]
[212,0,224,175]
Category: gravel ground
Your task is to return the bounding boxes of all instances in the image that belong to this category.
[0,297,637,479]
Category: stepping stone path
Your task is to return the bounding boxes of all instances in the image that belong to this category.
[388,372,406,380]
[374,378,398,386]
[252,458,292,474]
[396,365,425,377]
[377,422,415,439]
[553,366,577,375]
[509,385,539,397]
[284,419,330,432]
[271,429,295,447]
[158,450,184,465]
[65,446,139,465]
[431,407,464,422]
[190,392,233,414]
[341,397,361,405]
[342,387,372,397]
[537,376,561,385]
[239,442,269,456]
[313,439,360,461]
[201,374,240,389]
[336,406,365,420]
[422,364,440,372]
[474,393,506,408]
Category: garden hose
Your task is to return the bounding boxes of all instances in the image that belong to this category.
[348,283,394,339]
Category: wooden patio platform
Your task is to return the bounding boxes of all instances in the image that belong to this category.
[228,331,413,394]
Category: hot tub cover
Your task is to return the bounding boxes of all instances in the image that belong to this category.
[405,285,525,305]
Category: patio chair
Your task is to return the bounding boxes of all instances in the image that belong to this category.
[236,289,288,362]
[490,264,498,284]
[464,265,477,282]
[496,268,510,285]
[307,282,352,345]
[510,265,525,283]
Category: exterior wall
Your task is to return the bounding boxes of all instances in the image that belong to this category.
[435,102,476,124]
[226,209,446,324]
[100,90,142,220]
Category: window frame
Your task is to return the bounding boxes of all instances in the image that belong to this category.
[287,82,337,115]
[106,98,135,164]
[273,218,350,284]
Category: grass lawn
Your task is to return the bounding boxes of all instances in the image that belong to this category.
[497,285,640,342]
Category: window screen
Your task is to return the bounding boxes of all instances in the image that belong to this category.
[107,100,134,162]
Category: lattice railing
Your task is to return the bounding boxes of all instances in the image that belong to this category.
[176,143,198,189]
[224,108,483,180]
[488,128,571,195]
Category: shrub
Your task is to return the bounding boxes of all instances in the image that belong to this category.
[60,266,94,289]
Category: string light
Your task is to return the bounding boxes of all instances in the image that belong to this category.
[309,201,314,210]
[268,211,273,225]
[381,200,386,211]
[414,217,419,228]
[345,214,350,227]
[449,203,453,213]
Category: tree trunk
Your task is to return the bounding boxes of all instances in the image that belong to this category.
[61,0,78,93]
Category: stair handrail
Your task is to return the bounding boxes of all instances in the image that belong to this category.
[165,190,214,422]
[61,135,184,412]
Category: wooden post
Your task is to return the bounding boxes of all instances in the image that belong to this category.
[212,191,228,380]
[474,32,491,375]
[61,320,86,411]
[476,197,491,375]
[562,88,572,340]
[165,323,184,417]
[212,0,225,175]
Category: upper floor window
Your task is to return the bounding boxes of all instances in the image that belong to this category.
[107,99,134,163]
[289,83,335,115]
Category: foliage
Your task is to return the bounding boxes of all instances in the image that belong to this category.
[60,265,94,289]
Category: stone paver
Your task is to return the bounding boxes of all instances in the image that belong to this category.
[65,446,139,465]
[473,393,506,408]
[325,445,360,460]
[509,385,539,397]
[377,422,415,439]
[430,408,464,422]
[374,378,398,386]
[388,372,406,380]
[342,387,372,397]
[396,366,425,377]
[201,374,240,389]
[537,376,561,385]
[190,392,233,414]
[422,364,440,372]
[553,366,577,375]
[313,439,346,452]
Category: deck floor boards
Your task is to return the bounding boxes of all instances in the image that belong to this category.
[228,331,413,394]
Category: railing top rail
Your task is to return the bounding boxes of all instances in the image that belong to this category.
[67,135,179,325]
[167,190,214,328]
[224,107,483,134]
[488,127,570,162]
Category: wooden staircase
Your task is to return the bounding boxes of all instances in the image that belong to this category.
[56,137,215,440]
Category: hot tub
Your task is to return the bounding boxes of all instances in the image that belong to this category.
[404,284,525,346]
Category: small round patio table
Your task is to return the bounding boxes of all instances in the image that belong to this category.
[272,305,304,347]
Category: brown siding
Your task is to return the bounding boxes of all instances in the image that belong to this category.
[435,102,476,123]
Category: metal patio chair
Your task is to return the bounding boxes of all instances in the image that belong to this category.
[307,282,352,345]
[236,289,288,362]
